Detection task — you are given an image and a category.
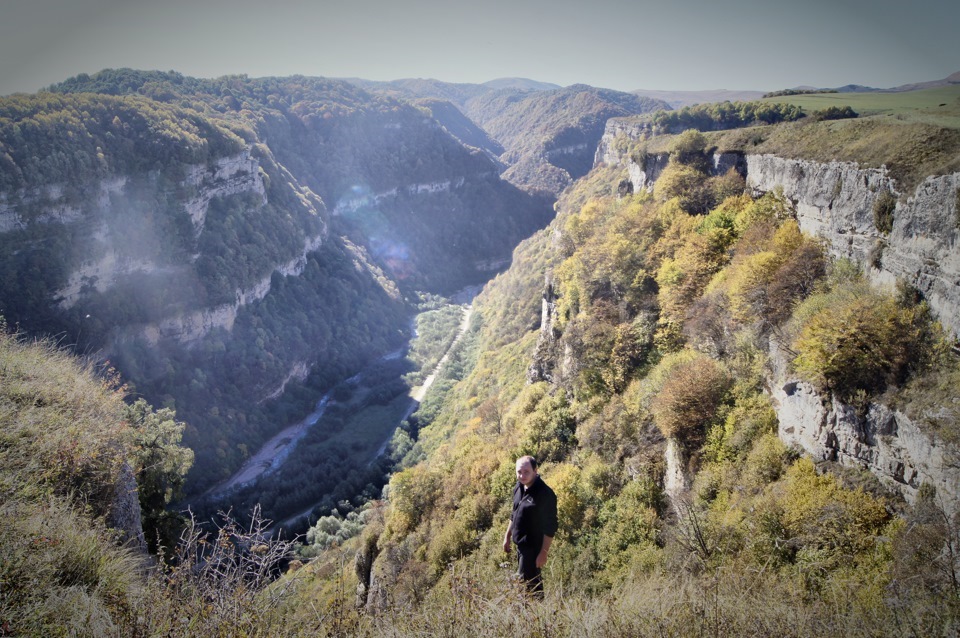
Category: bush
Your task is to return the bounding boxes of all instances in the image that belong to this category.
[651,354,731,445]
[811,105,858,121]
[668,129,710,171]
[873,190,897,234]
[654,162,709,212]
[792,284,934,399]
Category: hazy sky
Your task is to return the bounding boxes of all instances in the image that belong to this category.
[1,0,957,96]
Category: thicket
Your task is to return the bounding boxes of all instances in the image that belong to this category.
[649,100,805,134]
[810,105,858,121]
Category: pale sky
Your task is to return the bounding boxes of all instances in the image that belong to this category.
[1,0,957,97]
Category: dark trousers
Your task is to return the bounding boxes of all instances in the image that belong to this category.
[516,544,543,597]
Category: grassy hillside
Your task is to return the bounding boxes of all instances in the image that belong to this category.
[758,84,960,120]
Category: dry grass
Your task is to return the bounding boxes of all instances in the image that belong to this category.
[290,563,957,638]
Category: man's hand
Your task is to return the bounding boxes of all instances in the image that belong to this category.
[503,536,511,553]
[536,549,548,568]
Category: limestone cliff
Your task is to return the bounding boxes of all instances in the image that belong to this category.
[744,155,960,338]
[599,125,960,338]
[769,338,960,516]
[598,121,960,512]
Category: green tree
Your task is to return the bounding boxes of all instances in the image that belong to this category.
[126,399,194,554]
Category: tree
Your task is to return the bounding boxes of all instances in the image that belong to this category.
[126,399,194,554]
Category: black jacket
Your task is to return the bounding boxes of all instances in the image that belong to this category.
[511,475,558,549]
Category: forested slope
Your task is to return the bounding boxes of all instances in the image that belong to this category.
[0,69,553,493]
[289,125,960,635]
[347,78,671,195]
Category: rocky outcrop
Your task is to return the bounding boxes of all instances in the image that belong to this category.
[627,154,670,192]
[183,149,265,231]
[594,117,653,166]
[664,438,691,503]
[598,121,960,512]
[527,274,560,384]
[745,155,960,338]
[107,462,146,551]
[769,339,960,516]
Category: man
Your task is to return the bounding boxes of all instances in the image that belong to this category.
[503,455,557,598]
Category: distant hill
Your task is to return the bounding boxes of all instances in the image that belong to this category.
[482,77,562,91]
[346,78,670,196]
[412,97,505,159]
[464,84,669,194]
[775,71,960,95]
[833,84,882,93]
[631,88,766,108]
[888,70,960,92]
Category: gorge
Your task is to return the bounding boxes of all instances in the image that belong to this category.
[2,68,960,635]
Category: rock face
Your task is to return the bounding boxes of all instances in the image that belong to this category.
[598,121,960,510]
[108,462,146,551]
[182,150,266,232]
[600,135,960,338]
[745,155,960,338]
[55,148,272,313]
[133,232,324,346]
[769,340,960,516]
[527,274,559,384]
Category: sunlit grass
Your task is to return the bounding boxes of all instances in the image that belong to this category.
[759,84,960,121]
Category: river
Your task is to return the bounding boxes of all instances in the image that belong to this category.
[206,284,481,501]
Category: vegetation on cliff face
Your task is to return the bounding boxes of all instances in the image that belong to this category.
[285,129,960,635]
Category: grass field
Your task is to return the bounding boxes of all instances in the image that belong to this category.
[761,84,960,124]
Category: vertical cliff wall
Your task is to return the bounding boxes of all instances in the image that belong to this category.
[745,155,960,338]
[597,120,960,512]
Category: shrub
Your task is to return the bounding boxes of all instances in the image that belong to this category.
[811,105,858,121]
[668,129,710,171]
[387,465,441,534]
[873,190,897,234]
[708,167,746,204]
[792,285,933,399]
[777,459,891,580]
[654,162,709,212]
[651,354,732,445]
